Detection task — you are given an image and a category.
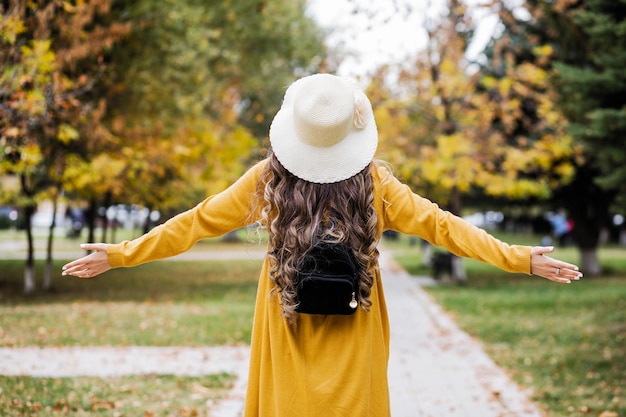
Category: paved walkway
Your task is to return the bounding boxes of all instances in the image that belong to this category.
[0,249,543,417]
[380,251,542,417]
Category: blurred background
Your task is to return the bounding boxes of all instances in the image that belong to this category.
[1,0,625,284]
[0,1,624,416]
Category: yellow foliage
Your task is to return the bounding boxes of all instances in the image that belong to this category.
[20,40,57,84]
[61,1,77,13]
[22,144,42,165]
[92,154,127,178]
[364,21,577,205]
[434,105,446,122]
[63,156,98,191]
[0,14,26,44]
[437,134,472,159]
[516,63,547,85]
[498,77,513,96]
[23,90,46,115]
[554,162,575,181]
[57,124,79,144]
[532,44,554,58]
[481,76,497,90]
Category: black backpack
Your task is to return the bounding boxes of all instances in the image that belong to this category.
[295,242,359,315]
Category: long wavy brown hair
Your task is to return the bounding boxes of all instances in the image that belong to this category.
[253,152,379,323]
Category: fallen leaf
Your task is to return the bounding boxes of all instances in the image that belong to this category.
[91,399,115,410]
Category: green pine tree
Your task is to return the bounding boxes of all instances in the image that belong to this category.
[551,0,626,273]
[554,0,626,210]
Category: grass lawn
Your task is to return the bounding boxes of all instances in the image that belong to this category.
[0,238,261,417]
[386,232,626,417]
[0,258,261,346]
[0,373,234,416]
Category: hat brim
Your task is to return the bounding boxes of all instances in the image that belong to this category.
[269,103,378,184]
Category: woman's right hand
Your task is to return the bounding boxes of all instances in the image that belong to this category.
[61,243,111,278]
[530,246,582,284]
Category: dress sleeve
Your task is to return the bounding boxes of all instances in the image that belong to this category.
[107,159,268,268]
[375,166,531,274]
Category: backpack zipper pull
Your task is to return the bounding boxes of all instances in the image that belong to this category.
[349,292,358,309]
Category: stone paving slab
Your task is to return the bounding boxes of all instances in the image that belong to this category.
[0,346,249,378]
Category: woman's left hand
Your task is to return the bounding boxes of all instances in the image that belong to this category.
[61,243,111,279]
[530,246,582,284]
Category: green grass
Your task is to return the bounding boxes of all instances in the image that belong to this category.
[0,259,261,347]
[0,373,235,416]
[385,233,626,417]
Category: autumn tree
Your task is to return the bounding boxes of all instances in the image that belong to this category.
[105,0,325,145]
[61,0,326,241]
[372,0,577,280]
[0,0,130,292]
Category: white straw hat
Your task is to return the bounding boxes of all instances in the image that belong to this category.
[269,73,378,183]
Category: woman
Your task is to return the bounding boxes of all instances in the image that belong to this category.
[62,73,582,416]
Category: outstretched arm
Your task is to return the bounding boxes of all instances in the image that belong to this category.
[61,159,268,277]
[530,246,582,284]
[375,167,582,283]
[62,243,110,279]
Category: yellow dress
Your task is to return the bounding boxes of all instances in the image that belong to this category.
[107,159,531,417]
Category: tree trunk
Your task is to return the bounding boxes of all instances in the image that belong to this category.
[100,191,112,243]
[449,186,467,282]
[580,248,601,276]
[23,204,36,294]
[557,164,612,277]
[142,206,153,235]
[24,264,36,294]
[86,198,97,245]
[110,205,119,243]
[451,255,467,283]
[421,240,433,267]
[43,190,59,291]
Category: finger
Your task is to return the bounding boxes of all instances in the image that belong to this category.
[80,243,107,252]
[548,266,583,283]
[62,255,94,270]
[66,266,96,278]
[62,259,88,273]
[555,261,581,273]
[62,243,106,270]
[531,246,554,256]
[552,263,583,281]
[75,268,93,279]
[550,275,573,284]
[62,257,93,276]
[62,263,90,277]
